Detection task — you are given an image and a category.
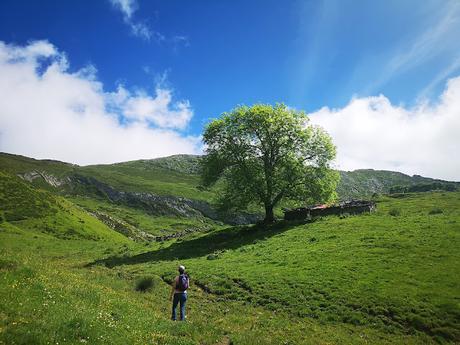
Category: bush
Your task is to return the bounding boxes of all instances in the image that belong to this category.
[388,208,401,217]
[135,277,155,292]
[432,327,460,341]
[428,208,443,215]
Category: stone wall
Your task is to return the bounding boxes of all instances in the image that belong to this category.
[284,200,376,221]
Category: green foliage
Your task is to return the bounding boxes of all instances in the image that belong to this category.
[202,104,339,222]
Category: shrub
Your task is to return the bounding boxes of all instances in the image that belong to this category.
[428,208,443,215]
[388,208,401,217]
[135,277,155,292]
[432,327,460,341]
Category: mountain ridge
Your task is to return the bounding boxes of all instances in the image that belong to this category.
[1,152,458,201]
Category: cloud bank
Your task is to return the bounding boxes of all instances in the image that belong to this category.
[0,40,201,166]
[1,40,458,180]
[309,76,460,181]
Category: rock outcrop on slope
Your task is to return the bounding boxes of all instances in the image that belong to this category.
[70,174,261,225]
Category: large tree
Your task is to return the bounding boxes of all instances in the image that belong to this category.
[201,103,339,223]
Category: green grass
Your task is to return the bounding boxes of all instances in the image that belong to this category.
[1,191,459,344]
[69,196,223,237]
[0,171,129,242]
[0,228,433,345]
[0,152,214,201]
[0,152,75,178]
[0,171,56,221]
[76,163,213,201]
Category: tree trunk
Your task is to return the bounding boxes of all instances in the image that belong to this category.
[264,204,275,223]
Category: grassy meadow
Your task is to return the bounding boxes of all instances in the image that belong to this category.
[1,182,459,344]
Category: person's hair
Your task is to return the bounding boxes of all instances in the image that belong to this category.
[178,265,185,274]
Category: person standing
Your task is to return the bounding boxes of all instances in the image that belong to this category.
[170,265,189,321]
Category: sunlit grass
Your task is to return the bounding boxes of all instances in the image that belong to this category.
[2,191,459,344]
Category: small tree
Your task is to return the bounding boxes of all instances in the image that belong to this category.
[201,103,339,223]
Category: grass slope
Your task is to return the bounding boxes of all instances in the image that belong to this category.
[77,161,211,201]
[70,196,222,237]
[1,191,459,344]
[0,152,210,201]
[0,152,75,177]
[0,171,128,242]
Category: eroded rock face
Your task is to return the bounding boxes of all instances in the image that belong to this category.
[18,171,41,182]
[89,210,156,242]
[18,171,70,187]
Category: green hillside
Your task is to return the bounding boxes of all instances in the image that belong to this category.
[1,191,459,344]
[0,170,129,242]
[2,152,457,204]
[77,155,209,201]
[1,152,459,343]
[337,169,459,199]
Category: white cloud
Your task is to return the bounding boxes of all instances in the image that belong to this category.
[0,40,201,166]
[309,75,460,181]
[130,22,153,41]
[110,0,136,20]
[110,0,154,41]
[108,86,193,129]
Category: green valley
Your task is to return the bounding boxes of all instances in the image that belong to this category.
[1,152,459,344]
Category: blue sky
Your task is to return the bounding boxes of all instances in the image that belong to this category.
[0,0,459,179]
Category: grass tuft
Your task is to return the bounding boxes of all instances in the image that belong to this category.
[388,207,401,216]
[428,207,443,215]
[135,276,156,292]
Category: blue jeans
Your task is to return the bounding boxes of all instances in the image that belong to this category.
[171,293,187,321]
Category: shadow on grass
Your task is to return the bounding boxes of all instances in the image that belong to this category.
[88,220,307,268]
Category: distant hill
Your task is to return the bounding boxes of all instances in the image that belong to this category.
[337,169,459,199]
[1,152,458,203]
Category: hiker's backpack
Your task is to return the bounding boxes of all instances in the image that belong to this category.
[177,274,189,291]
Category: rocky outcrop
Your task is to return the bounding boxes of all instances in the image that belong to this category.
[89,210,156,242]
[18,171,70,187]
[71,174,261,225]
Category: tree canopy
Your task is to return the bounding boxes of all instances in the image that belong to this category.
[201,103,339,223]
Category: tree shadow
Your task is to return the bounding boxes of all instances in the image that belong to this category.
[88,220,307,268]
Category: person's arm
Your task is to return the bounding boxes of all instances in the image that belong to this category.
[169,277,176,301]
